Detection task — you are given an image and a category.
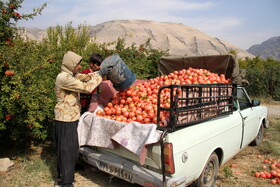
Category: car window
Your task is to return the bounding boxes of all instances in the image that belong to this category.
[237,89,251,110]
[233,99,238,111]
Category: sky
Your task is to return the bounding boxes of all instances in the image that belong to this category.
[15,0,280,50]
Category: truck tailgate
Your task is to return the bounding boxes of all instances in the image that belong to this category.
[78,111,163,170]
[79,146,165,186]
[92,141,162,169]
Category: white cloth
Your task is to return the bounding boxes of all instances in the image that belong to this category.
[78,109,162,165]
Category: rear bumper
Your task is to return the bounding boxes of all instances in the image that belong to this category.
[79,146,186,187]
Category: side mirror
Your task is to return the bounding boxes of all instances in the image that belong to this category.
[252,100,260,106]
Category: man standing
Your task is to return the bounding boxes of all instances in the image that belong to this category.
[81,53,104,74]
[54,51,111,186]
[80,53,104,114]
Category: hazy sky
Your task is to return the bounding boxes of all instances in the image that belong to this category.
[16,0,280,50]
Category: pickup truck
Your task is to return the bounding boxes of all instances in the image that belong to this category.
[79,55,269,187]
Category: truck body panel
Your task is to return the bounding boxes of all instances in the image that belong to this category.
[165,111,243,181]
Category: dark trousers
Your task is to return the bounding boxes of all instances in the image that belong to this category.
[55,120,79,186]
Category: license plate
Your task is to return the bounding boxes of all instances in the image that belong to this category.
[98,161,133,182]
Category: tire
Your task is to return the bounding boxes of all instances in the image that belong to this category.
[190,152,219,187]
[250,123,264,146]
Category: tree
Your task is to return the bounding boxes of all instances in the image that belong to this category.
[0,0,47,142]
[239,56,280,99]
[0,0,46,45]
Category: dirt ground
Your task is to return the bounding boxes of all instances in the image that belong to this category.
[266,103,280,116]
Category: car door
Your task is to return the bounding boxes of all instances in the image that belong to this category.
[237,88,260,148]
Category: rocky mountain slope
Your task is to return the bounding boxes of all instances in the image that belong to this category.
[247,36,280,61]
[20,20,255,59]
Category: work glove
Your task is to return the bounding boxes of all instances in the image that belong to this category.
[98,65,113,77]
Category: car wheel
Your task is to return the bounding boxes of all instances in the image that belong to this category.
[250,123,264,146]
[191,152,219,187]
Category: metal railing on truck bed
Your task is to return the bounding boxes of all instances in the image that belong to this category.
[155,83,236,186]
[157,83,236,132]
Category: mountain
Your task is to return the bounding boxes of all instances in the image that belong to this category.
[19,27,47,41]
[247,36,280,61]
[20,20,254,59]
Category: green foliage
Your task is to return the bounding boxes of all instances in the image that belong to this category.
[228,49,238,56]
[0,3,167,142]
[44,22,91,56]
[0,0,46,45]
[239,56,280,100]
[0,39,55,141]
[0,0,48,142]
[223,166,233,178]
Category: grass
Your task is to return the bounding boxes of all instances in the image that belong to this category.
[223,166,233,178]
[0,142,57,187]
[259,115,280,156]
[255,98,280,156]
[3,158,55,186]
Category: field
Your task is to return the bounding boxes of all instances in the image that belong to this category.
[0,102,279,187]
